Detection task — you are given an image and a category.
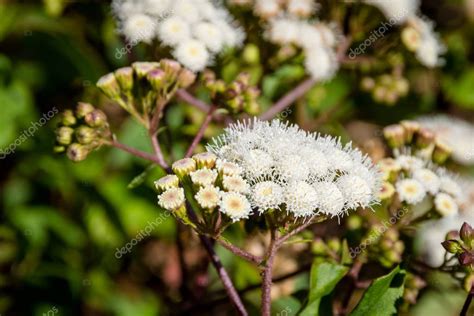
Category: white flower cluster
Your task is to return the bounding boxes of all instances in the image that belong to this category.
[379,153,464,217]
[112,0,244,71]
[417,115,474,166]
[364,0,445,67]
[207,119,381,219]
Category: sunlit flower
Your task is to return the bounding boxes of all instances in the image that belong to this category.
[216,159,242,176]
[190,168,218,187]
[413,168,440,195]
[195,186,220,209]
[219,192,252,221]
[337,175,373,209]
[251,181,284,212]
[365,0,420,24]
[434,193,458,217]
[122,14,156,43]
[154,175,179,191]
[285,181,319,217]
[314,181,345,216]
[158,187,185,211]
[158,16,191,46]
[174,39,209,72]
[222,175,250,193]
[396,178,426,204]
[287,0,317,17]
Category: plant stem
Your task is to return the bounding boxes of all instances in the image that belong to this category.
[461,284,474,316]
[176,89,211,112]
[216,237,262,264]
[185,106,217,158]
[261,228,278,316]
[107,140,165,167]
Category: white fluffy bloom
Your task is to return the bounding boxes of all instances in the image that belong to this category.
[158,16,191,46]
[216,159,242,176]
[304,47,339,81]
[195,186,220,209]
[413,168,440,195]
[143,0,172,16]
[439,176,462,200]
[396,154,424,171]
[223,175,250,193]
[251,181,284,212]
[219,192,253,221]
[158,187,185,211]
[174,40,210,72]
[409,16,446,68]
[287,0,317,17]
[207,119,381,217]
[434,193,458,217]
[365,0,420,24]
[255,0,281,18]
[194,22,224,53]
[122,14,157,43]
[267,18,301,45]
[172,0,200,23]
[417,115,474,165]
[190,168,218,186]
[396,178,426,204]
[285,181,320,217]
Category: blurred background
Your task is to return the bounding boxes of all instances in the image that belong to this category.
[1,0,474,315]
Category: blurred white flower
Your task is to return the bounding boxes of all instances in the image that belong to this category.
[365,0,420,24]
[158,16,191,46]
[123,14,157,44]
[413,168,440,195]
[434,193,458,217]
[174,40,210,72]
[396,178,426,204]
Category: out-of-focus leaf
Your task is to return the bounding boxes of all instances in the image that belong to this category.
[442,68,474,109]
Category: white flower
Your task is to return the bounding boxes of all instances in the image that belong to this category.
[314,181,345,216]
[434,193,458,217]
[216,159,242,176]
[195,186,220,209]
[439,176,462,200]
[172,0,200,24]
[143,0,172,16]
[337,175,373,209]
[122,14,157,43]
[304,47,338,81]
[154,174,179,191]
[417,115,474,165]
[174,39,209,72]
[190,168,218,186]
[219,192,252,221]
[413,168,440,195]
[396,154,424,171]
[285,181,319,217]
[222,175,250,193]
[287,0,317,17]
[365,0,420,24]
[194,22,224,53]
[409,16,446,68]
[255,0,281,18]
[251,181,284,212]
[267,18,301,45]
[396,178,426,204]
[158,16,191,46]
[241,149,274,178]
[158,187,185,211]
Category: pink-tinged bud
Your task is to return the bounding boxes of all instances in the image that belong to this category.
[442,240,463,254]
[177,68,196,88]
[415,128,435,148]
[76,102,95,119]
[446,230,460,241]
[97,73,121,99]
[245,86,260,100]
[460,222,474,248]
[67,143,89,162]
[147,68,166,91]
[459,252,474,266]
[61,110,76,126]
[383,124,406,148]
[132,62,159,79]
[114,67,134,92]
[56,127,74,145]
[236,72,250,87]
[160,59,181,79]
[85,109,107,127]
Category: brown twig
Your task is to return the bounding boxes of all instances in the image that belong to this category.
[261,228,278,316]
[216,237,262,265]
[176,89,211,112]
[107,140,165,167]
[185,105,217,158]
[461,284,474,316]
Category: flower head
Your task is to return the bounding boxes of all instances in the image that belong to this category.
[396,178,426,204]
[434,193,458,217]
[250,181,284,212]
[222,175,250,193]
[190,168,218,187]
[219,192,252,221]
[158,187,185,211]
[195,186,220,209]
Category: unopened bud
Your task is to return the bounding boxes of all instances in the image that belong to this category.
[97,73,121,99]
[442,239,464,254]
[76,102,95,119]
[227,96,244,112]
[245,86,260,100]
[379,182,395,200]
[236,72,250,87]
[67,143,89,162]
[244,100,260,115]
[147,69,166,91]
[401,120,420,143]
[172,158,197,178]
[154,174,180,192]
[446,230,459,241]
[56,127,74,145]
[433,138,452,164]
[192,152,217,169]
[75,126,96,144]
[177,68,196,88]
[115,67,134,92]
[132,62,159,79]
[460,222,474,248]
[459,252,474,266]
[85,109,107,127]
[383,124,406,148]
[361,77,375,91]
[242,44,260,64]
[416,128,435,148]
[160,59,181,80]
[61,110,76,126]
[347,215,362,230]
[395,78,409,95]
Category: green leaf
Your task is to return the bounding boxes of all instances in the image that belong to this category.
[299,261,348,316]
[127,164,156,189]
[442,68,474,109]
[350,266,406,316]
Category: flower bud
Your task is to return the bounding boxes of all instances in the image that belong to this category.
[154,174,179,192]
[395,78,409,95]
[85,109,107,127]
[75,126,96,144]
[373,86,388,103]
[401,27,421,52]
[236,72,250,88]
[61,110,76,126]
[172,158,197,178]
[177,68,197,88]
[400,120,420,143]
[432,138,452,164]
[56,127,74,145]
[361,77,375,91]
[227,96,244,112]
[460,222,474,248]
[244,100,260,115]
[242,44,260,64]
[459,252,474,266]
[415,128,435,148]
[442,239,464,254]
[383,124,406,148]
[160,59,181,80]
[147,68,166,91]
[67,143,89,162]
[132,62,159,79]
[245,86,260,100]
[446,230,459,241]
[76,102,95,119]
[346,215,362,230]
[114,67,134,92]
[379,182,395,200]
[192,152,217,169]
[97,73,121,99]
